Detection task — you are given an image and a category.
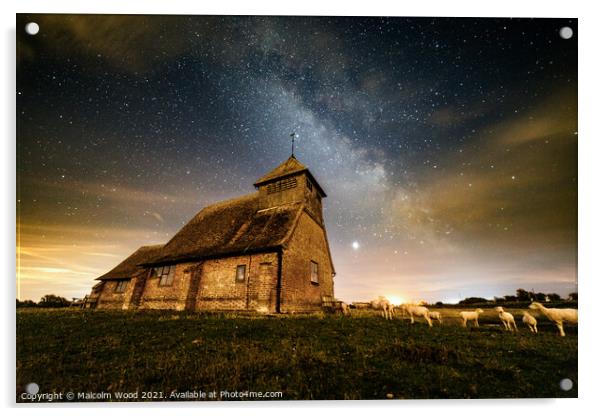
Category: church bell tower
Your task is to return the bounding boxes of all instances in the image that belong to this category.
[254,156,327,225]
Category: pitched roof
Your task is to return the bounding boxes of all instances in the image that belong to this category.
[97,244,164,280]
[254,156,327,197]
[146,193,303,265]
[254,156,308,185]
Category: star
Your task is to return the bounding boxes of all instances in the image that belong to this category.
[16,14,577,303]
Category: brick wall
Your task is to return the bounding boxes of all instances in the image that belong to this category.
[280,210,335,312]
[195,253,278,312]
[96,279,133,309]
[137,262,195,310]
[95,255,280,312]
[247,253,279,312]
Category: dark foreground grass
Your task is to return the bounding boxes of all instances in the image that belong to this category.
[16,309,577,401]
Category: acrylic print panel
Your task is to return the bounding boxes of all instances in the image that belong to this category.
[16,14,577,402]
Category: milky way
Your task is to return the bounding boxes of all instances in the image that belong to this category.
[17,15,577,303]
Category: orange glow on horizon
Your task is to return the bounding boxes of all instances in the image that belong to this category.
[385,295,405,306]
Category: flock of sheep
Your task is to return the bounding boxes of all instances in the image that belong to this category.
[341,298,578,337]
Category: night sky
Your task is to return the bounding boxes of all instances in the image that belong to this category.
[16,14,577,303]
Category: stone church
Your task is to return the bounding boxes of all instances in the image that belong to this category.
[86,156,336,313]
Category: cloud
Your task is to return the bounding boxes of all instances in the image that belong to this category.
[23,177,200,205]
[16,222,167,301]
[327,89,578,303]
[384,89,577,251]
[18,15,191,73]
[333,243,577,303]
[491,88,577,146]
[146,211,165,223]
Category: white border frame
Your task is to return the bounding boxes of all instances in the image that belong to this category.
[3,1,601,414]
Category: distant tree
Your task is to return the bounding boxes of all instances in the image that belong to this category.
[38,294,70,308]
[459,297,489,305]
[494,296,504,303]
[435,301,443,307]
[16,299,37,308]
[504,295,518,302]
[534,292,547,302]
[516,289,530,301]
[568,292,578,301]
[547,293,562,302]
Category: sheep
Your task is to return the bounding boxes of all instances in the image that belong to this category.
[522,311,538,333]
[428,311,443,324]
[529,302,577,337]
[382,302,394,320]
[459,308,484,328]
[402,304,433,327]
[370,297,394,320]
[340,302,351,316]
[495,306,518,331]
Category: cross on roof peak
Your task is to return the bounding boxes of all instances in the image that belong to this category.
[290,131,296,157]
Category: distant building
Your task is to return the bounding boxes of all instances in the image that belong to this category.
[86,156,336,313]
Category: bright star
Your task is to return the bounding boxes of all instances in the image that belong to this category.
[352,241,360,250]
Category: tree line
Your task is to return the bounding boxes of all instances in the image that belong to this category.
[16,294,73,308]
[457,289,577,305]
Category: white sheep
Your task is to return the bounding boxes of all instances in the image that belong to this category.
[428,311,443,324]
[529,302,577,337]
[402,304,433,327]
[382,302,394,320]
[495,306,518,331]
[340,302,351,316]
[522,311,538,333]
[371,297,394,320]
[459,308,484,327]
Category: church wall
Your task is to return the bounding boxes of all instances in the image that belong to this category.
[137,262,196,310]
[96,279,134,309]
[280,210,334,312]
[247,252,279,312]
[123,272,148,309]
[95,253,280,312]
[195,252,278,312]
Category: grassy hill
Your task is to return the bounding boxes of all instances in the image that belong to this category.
[16,308,577,401]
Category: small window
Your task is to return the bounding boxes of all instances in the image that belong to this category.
[114,280,129,293]
[158,265,176,286]
[236,265,246,283]
[310,261,319,284]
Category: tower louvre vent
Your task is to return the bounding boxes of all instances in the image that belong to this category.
[267,177,297,194]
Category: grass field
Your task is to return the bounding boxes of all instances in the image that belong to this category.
[16,308,577,401]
